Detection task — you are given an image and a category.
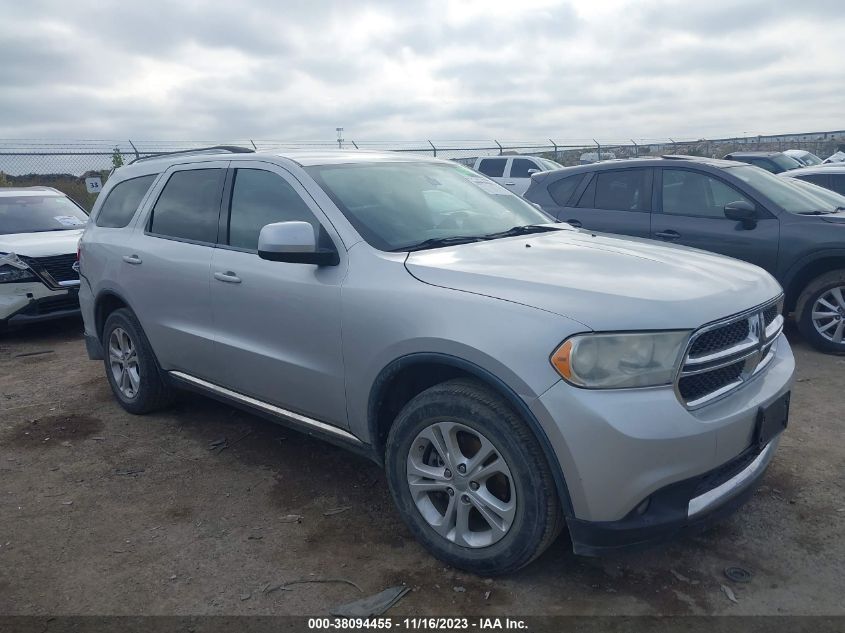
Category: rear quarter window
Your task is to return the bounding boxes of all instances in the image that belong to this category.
[548,174,584,206]
[94,174,157,228]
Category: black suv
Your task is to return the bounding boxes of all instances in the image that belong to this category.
[723,151,803,174]
[524,156,845,353]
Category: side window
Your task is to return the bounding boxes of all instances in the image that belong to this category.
[662,169,752,218]
[548,174,584,206]
[148,168,224,243]
[594,169,651,211]
[477,158,507,178]
[227,169,320,251]
[95,174,157,228]
[510,158,539,179]
[576,175,597,208]
[831,175,845,196]
[797,174,830,188]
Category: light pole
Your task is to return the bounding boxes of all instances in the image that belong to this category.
[336,127,344,149]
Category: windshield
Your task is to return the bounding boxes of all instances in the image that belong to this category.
[731,165,845,214]
[786,177,845,210]
[0,195,88,235]
[801,153,823,166]
[771,154,803,171]
[538,158,564,171]
[306,161,554,251]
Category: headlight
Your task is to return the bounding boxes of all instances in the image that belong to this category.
[551,331,690,389]
[0,252,37,284]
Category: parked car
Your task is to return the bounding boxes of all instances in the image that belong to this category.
[0,186,87,330]
[824,150,845,164]
[79,148,793,574]
[723,151,803,173]
[781,164,845,196]
[473,155,563,196]
[783,149,823,166]
[524,156,845,354]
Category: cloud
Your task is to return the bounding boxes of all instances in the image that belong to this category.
[0,0,843,142]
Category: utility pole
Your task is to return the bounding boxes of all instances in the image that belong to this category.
[336,127,344,149]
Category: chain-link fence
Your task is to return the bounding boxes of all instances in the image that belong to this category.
[2,131,843,210]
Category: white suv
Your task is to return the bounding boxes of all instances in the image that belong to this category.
[473,155,563,196]
[0,187,87,330]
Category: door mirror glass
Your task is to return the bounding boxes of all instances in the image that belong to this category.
[258,221,338,265]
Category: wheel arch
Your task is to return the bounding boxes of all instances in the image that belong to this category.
[783,250,845,314]
[367,352,575,518]
[93,289,135,341]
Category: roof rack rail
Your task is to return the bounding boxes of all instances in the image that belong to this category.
[129,145,255,165]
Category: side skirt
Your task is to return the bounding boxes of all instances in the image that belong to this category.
[168,371,376,460]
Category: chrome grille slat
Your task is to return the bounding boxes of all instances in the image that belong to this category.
[677,296,784,409]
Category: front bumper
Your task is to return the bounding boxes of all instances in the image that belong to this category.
[529,332,795,549]
[1,281,80,325]
[567,437,779,555]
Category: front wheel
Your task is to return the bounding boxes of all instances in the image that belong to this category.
[797,269,845,354]
[385,379,563,575]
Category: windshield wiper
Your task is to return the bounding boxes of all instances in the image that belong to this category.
[798,210,835,215]
[394,224,560,252]
[479,224,561,240]
[392,235,488,252]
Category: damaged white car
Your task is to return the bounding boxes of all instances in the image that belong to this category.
[0,187,86,330]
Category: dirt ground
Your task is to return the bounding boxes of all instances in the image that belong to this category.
[0,317,843,617]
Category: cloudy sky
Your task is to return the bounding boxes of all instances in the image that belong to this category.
[1,0,843,143]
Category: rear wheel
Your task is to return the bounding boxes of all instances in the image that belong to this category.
[385,379,563,575]
[797,269,845,354]
[102,308,174,413]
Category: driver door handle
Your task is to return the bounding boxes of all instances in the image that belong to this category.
[214,271,241,284]
[565,219,582,228]
[122,254,142,265]
[655,230,681,240]
[504,182,516,186]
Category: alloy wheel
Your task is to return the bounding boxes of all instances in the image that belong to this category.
[811,285,845,344]
[108,327,141,398]
[406,421,516,548]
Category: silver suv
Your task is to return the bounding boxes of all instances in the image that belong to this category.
[78,148,795,574]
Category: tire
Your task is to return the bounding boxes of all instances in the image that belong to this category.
[102,308,174,414]
[385,378,563,575]
[796,269,845,355]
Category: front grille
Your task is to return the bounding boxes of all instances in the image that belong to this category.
[678,361,744,402]
[677,296,784,408]
[689,319,749,357]
[763,303,779,327]
[22,253,79,286]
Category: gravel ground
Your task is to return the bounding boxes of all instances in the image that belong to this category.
[0,317,843,616]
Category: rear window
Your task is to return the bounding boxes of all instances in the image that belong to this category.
[0,194,88,235]
[95,175,157,228]
[148,169,224,243]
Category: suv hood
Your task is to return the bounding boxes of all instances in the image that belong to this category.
[0,229,83,258]
[405,230,782,331]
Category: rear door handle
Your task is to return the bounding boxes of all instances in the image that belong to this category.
[655,230,681,240]
[214,271,241,284]
[565,219,583,228]
[504,182,516,186]
[122,255,142,265]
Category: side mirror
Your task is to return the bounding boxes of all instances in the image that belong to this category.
[724,200,757,228]
[527,168,540,175]
[257,221,339,266]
